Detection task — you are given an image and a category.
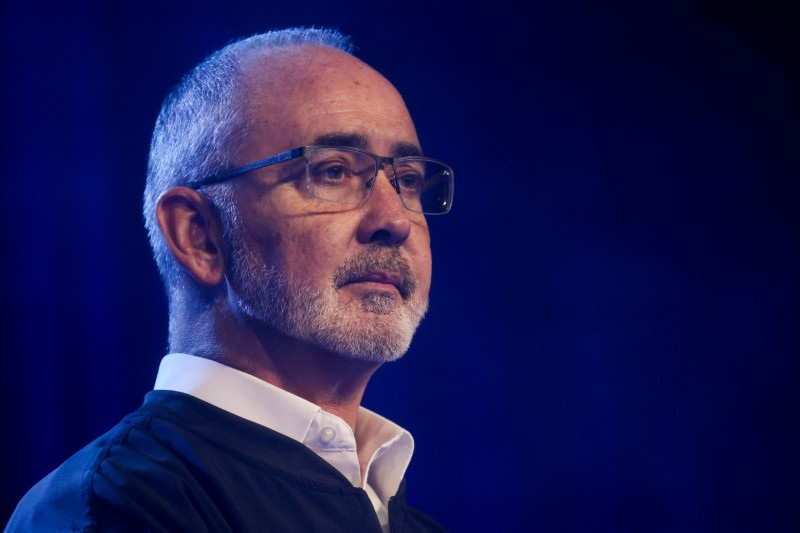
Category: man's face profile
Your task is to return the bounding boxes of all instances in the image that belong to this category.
[219,45,432,362]
[8,30,450,533]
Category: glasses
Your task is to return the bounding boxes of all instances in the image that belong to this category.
[190,145,454,215]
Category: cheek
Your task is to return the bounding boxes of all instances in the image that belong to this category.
[251,191,351,279]
[277,216,355,283]
[417,249,433,296]
[409,224,433,294]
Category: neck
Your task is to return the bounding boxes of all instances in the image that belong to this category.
[168,291,381,430]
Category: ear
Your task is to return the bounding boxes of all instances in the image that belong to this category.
[156,187,226,286]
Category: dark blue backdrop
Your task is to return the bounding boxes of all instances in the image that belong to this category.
[2,1,797,530]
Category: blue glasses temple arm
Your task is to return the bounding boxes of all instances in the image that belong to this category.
[190,147,305,189]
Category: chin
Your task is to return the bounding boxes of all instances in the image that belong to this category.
[309,307,418,363]
[229,258,428,363]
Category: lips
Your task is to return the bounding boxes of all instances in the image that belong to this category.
[332,246,417,300]
[342,271,406,296]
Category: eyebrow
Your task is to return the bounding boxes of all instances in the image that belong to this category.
[392,142,423,158]
[310,132,424,158]
[311,133,368,149]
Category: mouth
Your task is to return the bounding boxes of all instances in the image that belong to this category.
[340,271,408,297]
[332,246,418,301]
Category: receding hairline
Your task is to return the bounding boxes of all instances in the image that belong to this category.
[226,43,414,157]
[233,42,395,99]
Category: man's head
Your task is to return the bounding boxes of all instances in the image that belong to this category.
[144,29,438,362]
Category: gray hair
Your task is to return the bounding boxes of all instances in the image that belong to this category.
[142,28,353,301]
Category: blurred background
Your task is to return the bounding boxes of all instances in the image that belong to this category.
[1,0,797,530]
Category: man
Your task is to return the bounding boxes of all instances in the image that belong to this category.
[8,28,453,532]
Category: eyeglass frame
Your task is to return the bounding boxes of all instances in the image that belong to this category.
[188,145,454,215]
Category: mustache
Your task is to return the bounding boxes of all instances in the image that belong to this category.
[332,246,418,299]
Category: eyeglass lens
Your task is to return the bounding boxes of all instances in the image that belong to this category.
[306,148,452,214]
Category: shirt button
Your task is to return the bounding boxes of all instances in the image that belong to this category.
[320,427,336,442]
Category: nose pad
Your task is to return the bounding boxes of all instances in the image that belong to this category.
[367,163,401,201]
[379,162,400,194]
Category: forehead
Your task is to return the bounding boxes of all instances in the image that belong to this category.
[236,46,420,158]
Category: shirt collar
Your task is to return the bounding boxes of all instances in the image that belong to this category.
[153,353,413,503]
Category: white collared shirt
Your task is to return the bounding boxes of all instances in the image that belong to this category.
[153,353,414,530]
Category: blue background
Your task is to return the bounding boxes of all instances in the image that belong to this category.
[2,1,797,530]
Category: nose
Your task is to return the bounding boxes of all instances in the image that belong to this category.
[356,167,412,245]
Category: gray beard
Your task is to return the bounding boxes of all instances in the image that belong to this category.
[224,222,427,363]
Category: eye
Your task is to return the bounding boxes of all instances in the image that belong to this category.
[394,161,425,194]
[396,172,422,192]
[310,161,355,187]
[322,164,347,180]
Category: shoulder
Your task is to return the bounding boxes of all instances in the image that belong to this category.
[7,391,227,531]
[6,403,156,531]
[7,391,367,531]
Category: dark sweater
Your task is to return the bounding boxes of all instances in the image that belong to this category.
[7,390,445,532]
